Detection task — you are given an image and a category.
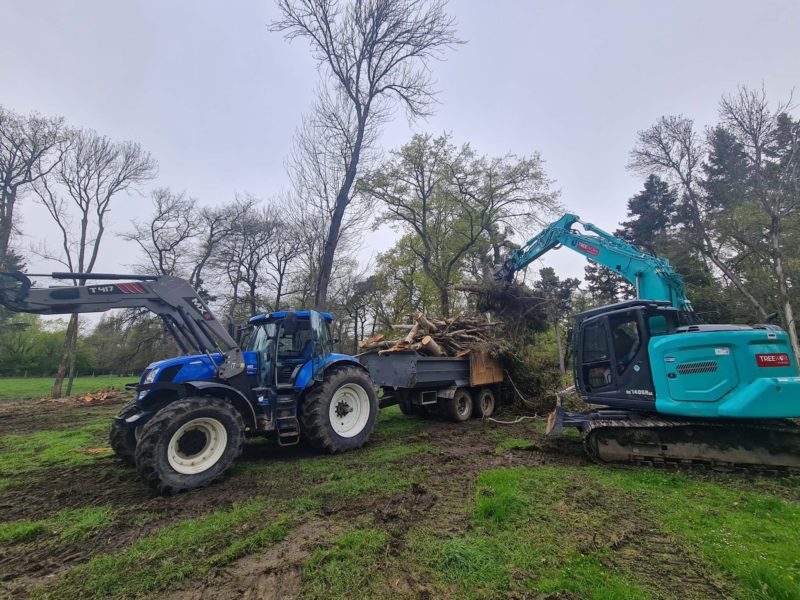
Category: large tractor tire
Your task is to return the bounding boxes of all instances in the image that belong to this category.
[300,366,379,453]
[109,401,141,467]
[441,388,473,423]
[472,388,496,419]
[134,397,245,495]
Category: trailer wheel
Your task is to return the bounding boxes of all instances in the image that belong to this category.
[134,397,245,495]
[300,366,379,453]
[442,388,473,423]
[473,388,496,419]
[109,401,141,467]
[399,398,414,415]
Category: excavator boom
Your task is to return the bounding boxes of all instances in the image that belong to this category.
[495,213,693,316]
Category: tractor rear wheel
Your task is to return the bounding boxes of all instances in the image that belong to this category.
[135,397,245,495]
[109,401,141,467]
[300,366,379,453]
[442,388,473,423]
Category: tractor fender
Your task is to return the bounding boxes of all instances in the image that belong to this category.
[182,381,258,428]
[294,354,371,391]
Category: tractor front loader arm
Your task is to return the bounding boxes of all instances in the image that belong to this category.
[0,272,245,379]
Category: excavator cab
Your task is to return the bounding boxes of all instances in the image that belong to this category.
[573,300,679,410]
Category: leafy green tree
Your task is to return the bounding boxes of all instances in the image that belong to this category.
[361,133,557,315]
[583,261,631,305]
[534,267,580,373]
[372,235,441,330]
[618,175,676,254]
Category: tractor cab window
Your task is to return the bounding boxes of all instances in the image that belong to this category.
[309,311,332,382]
[277,326,314,359]
[609,314,640,375]
[246,323,277,388]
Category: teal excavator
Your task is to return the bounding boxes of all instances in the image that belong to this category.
[496,213,800,470]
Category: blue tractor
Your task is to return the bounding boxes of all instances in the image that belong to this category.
[0,272,379,493]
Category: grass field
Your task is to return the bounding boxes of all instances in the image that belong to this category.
[1,384,799,599]
[0,375,138,399]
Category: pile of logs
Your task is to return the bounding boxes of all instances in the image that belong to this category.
[358,312,502,357]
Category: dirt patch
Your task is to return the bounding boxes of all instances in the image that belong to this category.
[164,518,344,600]
[0,396,128,437]
[603,525,731,600]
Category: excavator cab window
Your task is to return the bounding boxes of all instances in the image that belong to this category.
[609,314,641,375]
[580,320,614,390]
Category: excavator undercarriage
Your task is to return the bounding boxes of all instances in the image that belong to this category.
[548,405,800,473]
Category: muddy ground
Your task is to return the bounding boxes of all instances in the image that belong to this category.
[1,396,798,599]
[0,397,574,597]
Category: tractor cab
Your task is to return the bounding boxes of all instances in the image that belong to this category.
[246,310,334,390]
[572,300,679,410]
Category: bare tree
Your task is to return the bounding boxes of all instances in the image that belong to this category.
[122,187,198,276]
[34,128,157,397]
[287,145,365,308]
[189,200,253,297]
[628,115,769,319]
[718,86,800,361]
[209,196,276,319]
[263,198,303,311]
[0,106,66,269]
[272,0,460,308]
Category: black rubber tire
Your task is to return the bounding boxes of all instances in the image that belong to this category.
[300,366,379,453]
[441,388,473,423]
[399,398,414,415]
[472,388,496,419]
[109,401,141,467]
[399,393,428,416]
[134,397,245,495]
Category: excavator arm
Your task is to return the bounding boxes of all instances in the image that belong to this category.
[0,272,245,379]
[494,213,694,315]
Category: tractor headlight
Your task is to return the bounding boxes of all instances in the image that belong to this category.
[144,368,159,384]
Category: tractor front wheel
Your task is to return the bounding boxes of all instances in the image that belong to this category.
[109,401,141,467]
[134,397,245,495]
[300,367,379,453]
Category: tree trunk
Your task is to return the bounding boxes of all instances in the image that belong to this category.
[554,319,566,374]
[314,116,367,310]
[0,190,15,270]
[65,348,78,397]
[438,287,450,318]
[51,313,79,399]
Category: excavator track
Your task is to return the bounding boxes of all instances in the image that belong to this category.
[582,416,800,474]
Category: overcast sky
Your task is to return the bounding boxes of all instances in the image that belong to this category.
[2,0,799,282]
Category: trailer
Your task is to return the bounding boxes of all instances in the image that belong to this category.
[360,349,503,422]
